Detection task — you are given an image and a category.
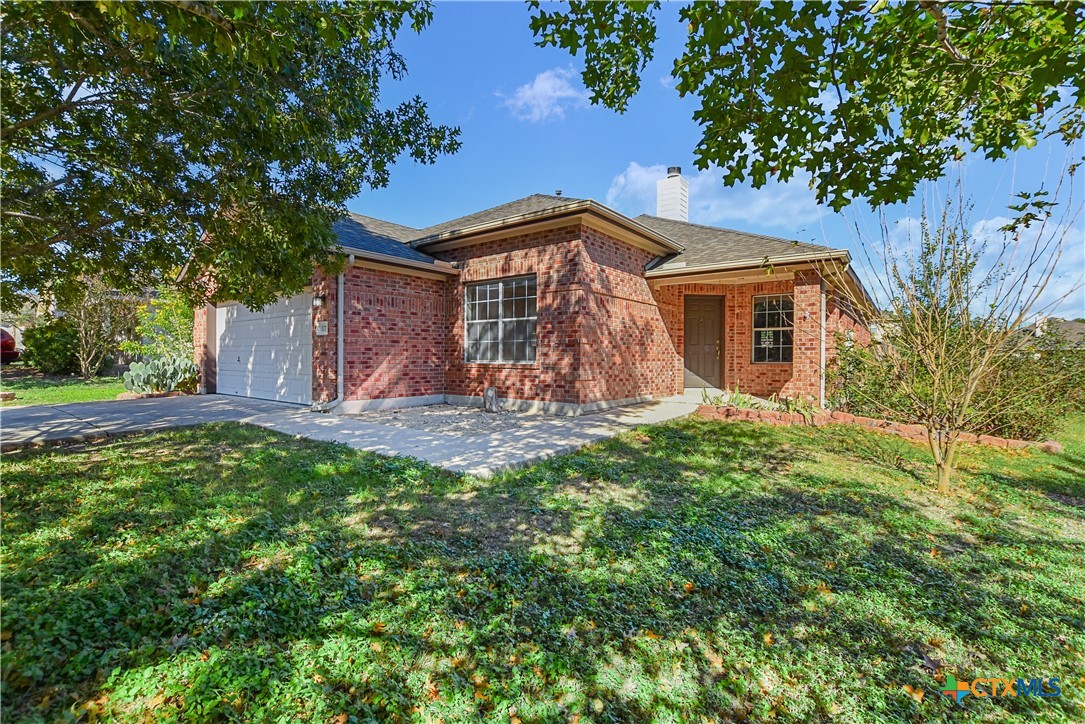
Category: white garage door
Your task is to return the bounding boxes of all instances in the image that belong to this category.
[216,293,312,405]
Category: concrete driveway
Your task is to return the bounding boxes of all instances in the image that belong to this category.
[0,395,299,451]
[1,393,699,476]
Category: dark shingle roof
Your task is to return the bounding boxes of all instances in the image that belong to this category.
[333,213,437,265]
[634,214,838,270]
[412,194,584,245]
[333,195,846,273]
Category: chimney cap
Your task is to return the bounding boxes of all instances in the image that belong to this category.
[555,189,562,196]
[667,166,682,177]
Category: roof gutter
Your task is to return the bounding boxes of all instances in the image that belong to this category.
[410,200,684,254]
[645,249,851,278]
[337,246,459,275]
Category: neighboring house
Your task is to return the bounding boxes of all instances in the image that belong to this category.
[1025,317,1085,349]
[194,168,872,415]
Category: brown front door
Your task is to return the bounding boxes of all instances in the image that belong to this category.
[684,296,723,388]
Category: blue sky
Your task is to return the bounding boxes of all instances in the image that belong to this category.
[353,2,1084,317]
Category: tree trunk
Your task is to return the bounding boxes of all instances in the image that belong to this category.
[927,425,956,494]
[936,460,953,494]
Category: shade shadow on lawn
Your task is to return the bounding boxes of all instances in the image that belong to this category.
[1,418,1082,722]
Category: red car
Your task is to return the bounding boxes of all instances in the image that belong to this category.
[1,329,20,363]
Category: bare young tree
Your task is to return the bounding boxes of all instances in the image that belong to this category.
[63,274,139,379]
[829,176,1082,493]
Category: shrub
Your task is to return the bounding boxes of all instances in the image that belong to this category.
[123,356,199,394]
[827,334,909,418]
[829,330,1085,442]
[120,286,194,361]
[21,318,79,375]
[971,335,1085,440]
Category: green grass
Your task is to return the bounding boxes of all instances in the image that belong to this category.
[0,373,126,407]
[2,415,1082,722]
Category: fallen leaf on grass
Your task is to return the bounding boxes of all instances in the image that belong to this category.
[902,684,924,703]
[763,632,775,646]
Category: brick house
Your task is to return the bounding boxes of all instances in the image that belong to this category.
[194,168,871,415]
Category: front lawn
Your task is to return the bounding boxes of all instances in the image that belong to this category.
[2,416,1082,721]
[0,367,126,407]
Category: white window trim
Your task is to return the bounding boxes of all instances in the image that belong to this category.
[751,293,794,364]
[464,275,538,364]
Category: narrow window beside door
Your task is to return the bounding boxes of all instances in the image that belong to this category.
[465,275,537,363]
[752,294,794,363]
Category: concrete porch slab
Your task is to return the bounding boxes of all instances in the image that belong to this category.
[242,398,699,476]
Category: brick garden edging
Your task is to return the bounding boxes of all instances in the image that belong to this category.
[696,405,1059,452]
[116,390,190,401]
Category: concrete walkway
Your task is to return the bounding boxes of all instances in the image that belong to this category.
[1,394,699,476]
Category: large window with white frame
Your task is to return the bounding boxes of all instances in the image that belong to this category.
[465,275,537,363]
[752,294,794,363]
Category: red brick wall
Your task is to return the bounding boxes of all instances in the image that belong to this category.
[438,225,586,404]
[311,266,338,404]
[649,271,870,403]
[650,274,823,401]
[193,304,212,392]
[311,264,448,404]
[577,226,682,402]
[438,224,686,407]
[825,289,872,365]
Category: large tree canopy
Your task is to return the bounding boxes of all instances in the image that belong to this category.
[2,1,459,308]
[530,1,1083,210]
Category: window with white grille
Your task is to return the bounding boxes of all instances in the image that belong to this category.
[465,276,537,363]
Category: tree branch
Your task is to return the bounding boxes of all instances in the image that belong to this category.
[918,1,968,62]
[161,0,235,33]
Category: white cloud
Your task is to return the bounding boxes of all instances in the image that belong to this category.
[499,67,588,123]
[970,216,1085,318]
[865,214,1084,318]
[605,161,822,229]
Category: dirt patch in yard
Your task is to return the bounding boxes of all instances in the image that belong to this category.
[347,404,531,438]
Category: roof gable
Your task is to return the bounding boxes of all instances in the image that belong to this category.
[411,194,584,245]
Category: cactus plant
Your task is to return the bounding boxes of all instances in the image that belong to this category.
[123,356,199,394]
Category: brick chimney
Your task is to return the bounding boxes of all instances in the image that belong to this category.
[656,166,688,222]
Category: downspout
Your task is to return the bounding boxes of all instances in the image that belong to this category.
[819,280,827,407]
[311,253,353,412]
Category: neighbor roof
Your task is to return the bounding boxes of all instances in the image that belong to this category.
[635,215,842,273]
[1026,318,1085,348]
